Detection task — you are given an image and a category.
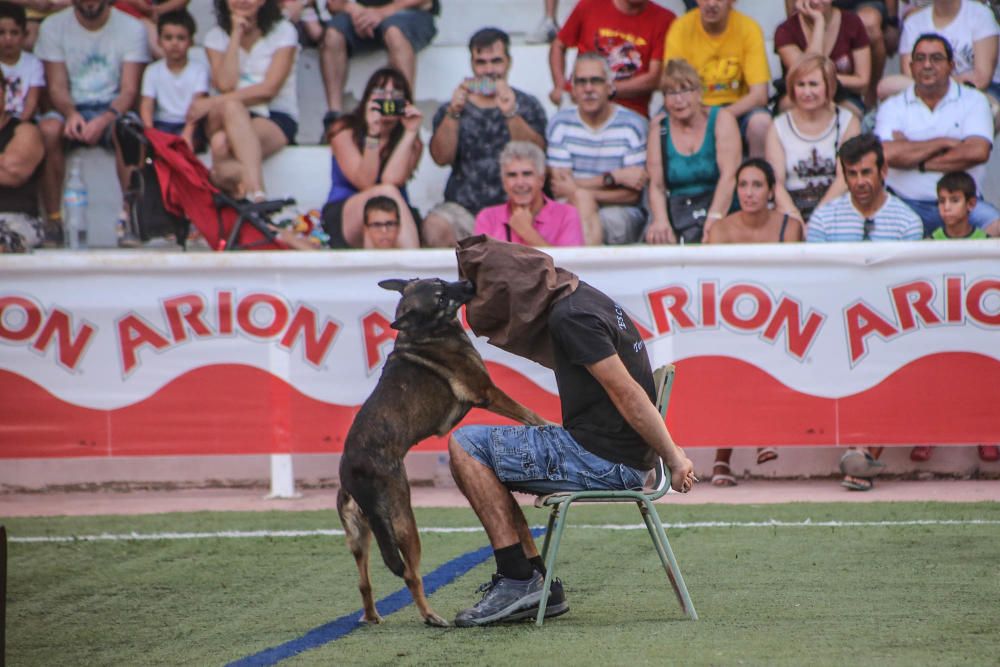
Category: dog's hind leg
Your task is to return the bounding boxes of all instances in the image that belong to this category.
[484,385,550,426]
[337,489,382,624]
[391,497,449,627]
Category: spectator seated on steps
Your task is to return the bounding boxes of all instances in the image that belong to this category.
[546,52,649,246]
[192,0,299,203]
[138,9,210,154]
[35,0,150,246]
[0,1,45,122]
[474,140,583,247]
[317,0,438,134]
[0,71,44,252]
[874,32,1000,237]
[422,27,547,248]
[320,66,422,249]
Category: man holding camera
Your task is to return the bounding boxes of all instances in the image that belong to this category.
[423,27,547,247]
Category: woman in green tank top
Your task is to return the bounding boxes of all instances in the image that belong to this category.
[646,59,741,244]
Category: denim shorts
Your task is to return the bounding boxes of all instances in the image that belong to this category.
[326,9,437,56]
[453,424,648,495]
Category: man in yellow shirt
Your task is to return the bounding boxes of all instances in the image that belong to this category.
[664,0,771,157]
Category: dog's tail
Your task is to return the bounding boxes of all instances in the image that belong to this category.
[343,466,406,578]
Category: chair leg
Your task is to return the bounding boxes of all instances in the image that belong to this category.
[539,507,558,561]
[536,502,570,626]
[639,499,698,621]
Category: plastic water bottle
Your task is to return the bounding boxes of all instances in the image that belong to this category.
[63,157,88,249]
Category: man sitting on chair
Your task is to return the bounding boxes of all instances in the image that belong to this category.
[448,236,696,627]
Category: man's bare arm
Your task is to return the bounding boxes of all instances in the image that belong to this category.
[586,354,695,492]
[922,137,992,172]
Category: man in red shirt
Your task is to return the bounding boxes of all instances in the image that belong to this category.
[548,0,675,118]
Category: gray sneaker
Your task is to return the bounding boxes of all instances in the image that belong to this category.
[454,571,544,627]
[505,577,569,622]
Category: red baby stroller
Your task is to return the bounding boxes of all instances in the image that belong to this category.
[114,113,294,250]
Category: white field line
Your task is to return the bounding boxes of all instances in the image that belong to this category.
[10,518,1000,543]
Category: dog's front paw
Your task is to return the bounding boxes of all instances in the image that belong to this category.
[423,611,450,627]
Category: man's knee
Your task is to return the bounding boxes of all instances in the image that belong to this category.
[321,24,346,53]
[383,25,412,52]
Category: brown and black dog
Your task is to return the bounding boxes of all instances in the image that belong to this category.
[337,277,548,626]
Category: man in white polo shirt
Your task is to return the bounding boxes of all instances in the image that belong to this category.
[874,32,1000,237]
[546,52,649,245]
[807,133,923,242]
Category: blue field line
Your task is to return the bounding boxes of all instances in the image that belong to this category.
[227,527,546,667]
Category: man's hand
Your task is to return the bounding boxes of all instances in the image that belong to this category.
[448,81,469,117]
[549,87,564,106]
[495,79,517,117]
[352,5,382,37]
[78,113,113,146]
[550,170,577,199]
[507,205,535,237]
[63,111,87,141]
[611,166,648,191]
[666,449,696,493]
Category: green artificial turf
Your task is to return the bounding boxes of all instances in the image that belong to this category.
[4,502,999,666]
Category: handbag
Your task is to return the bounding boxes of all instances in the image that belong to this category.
[660,116,713,244]
[667,189,714,244]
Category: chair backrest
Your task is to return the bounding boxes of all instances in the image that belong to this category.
[648,364,677,496]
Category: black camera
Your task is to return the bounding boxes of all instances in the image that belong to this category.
[377,98,406,116]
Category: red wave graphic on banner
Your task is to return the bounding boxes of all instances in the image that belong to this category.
[2,353,998,459]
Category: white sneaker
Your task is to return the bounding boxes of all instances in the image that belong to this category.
[526,17,557,44]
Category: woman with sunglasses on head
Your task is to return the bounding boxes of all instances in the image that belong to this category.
[705,158,803,486]
[645,58,741,245]
[321,67,423,249]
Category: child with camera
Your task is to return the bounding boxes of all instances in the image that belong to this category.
[321,67,423,248]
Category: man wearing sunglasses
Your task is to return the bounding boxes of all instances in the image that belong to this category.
[807,133,922,242]
[874,32,1000,237]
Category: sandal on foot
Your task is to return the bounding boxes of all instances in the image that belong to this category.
[756,447,778,465]
[978,445,999,462]
[711,461,737,487]
[840,449,885,477]
[841,475,873,491]
[910,446,933,462]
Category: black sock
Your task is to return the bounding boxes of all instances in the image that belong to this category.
[529,555,546,575]
[494,543,534,580]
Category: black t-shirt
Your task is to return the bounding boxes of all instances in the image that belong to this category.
[548,282,657,470]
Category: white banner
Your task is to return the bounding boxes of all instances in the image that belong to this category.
[1,241,998,456]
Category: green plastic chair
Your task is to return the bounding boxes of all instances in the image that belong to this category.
[531,364,698,625]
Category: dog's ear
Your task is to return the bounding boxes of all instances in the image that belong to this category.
[378,279,410,293]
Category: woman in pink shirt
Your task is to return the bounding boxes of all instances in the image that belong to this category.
[474,140,583,246]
